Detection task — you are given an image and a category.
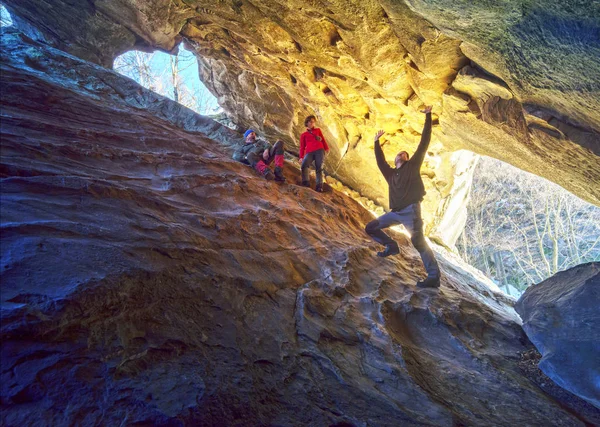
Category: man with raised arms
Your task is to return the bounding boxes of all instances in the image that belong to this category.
[365,106,441,288]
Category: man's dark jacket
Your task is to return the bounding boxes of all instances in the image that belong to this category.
[374,113,432,212]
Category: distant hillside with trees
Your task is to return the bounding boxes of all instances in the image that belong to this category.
[458,156,600,296]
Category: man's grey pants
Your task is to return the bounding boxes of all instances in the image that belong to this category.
[365,203,440,279]
[301,148,325,186]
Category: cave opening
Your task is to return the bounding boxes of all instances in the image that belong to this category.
[113,45,221,117]
[458,154,600,297]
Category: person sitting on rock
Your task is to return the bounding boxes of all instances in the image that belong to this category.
[300,115,330,192]
[232,129,285,182]
[365,106,441,289]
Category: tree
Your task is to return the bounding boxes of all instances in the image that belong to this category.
[458,156,600,294]
[113,46,221,116]
[113,50,159,92]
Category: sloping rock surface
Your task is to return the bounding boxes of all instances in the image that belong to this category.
[4,0,600,217]
[516,262,600,409]
[1,31,598,426]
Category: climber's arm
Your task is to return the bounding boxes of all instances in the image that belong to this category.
[412,106,432,167]
[374,130,393,179]
[299,133,306,160]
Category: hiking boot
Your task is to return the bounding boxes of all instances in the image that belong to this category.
[274,166,286,182]
[377,244,400,258]
[416,276,440,289]
[301,180,310,187]
[263,168,275,181]
[315,184,323,192]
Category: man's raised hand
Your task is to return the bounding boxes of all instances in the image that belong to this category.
[374,130,385,142]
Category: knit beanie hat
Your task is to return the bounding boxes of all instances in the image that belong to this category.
[244,129,255,139]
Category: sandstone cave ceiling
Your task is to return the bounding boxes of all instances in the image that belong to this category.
[4,0,599,215]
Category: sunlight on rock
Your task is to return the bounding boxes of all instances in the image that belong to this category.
[5,0,598,229]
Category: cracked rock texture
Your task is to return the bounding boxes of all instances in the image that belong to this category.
[3,0,599,240]
[516,262,600,410]
[2,31,600,426]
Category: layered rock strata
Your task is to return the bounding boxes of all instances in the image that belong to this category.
[2,31,599,426]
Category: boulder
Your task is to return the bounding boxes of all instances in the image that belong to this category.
[516,262,600,409]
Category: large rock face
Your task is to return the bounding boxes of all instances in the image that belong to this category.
[516,263,600,409]
[4,0,599,226]
[2,30,599,426]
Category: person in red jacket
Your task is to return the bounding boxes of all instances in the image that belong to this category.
[299,115,330,192]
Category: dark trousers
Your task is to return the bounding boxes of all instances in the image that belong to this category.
[301,148,325,186]
[365,203,440,278]
[247,140,284,170]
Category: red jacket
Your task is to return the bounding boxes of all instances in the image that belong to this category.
[299,128,329,159]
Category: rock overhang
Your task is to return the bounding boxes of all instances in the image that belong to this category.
[3,0,599,239]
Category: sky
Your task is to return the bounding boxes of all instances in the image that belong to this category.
[113,45,222,116]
